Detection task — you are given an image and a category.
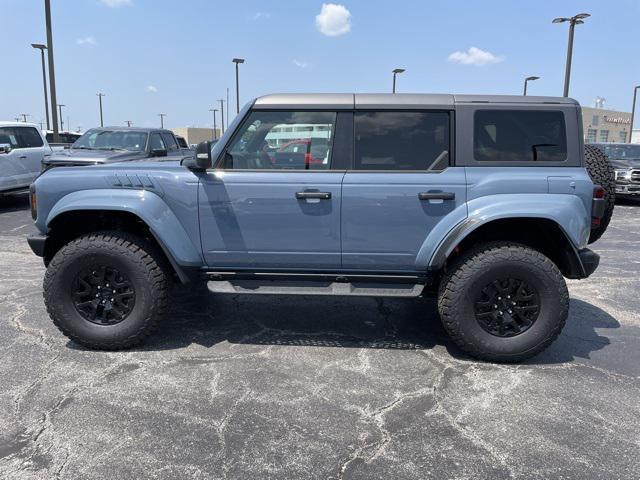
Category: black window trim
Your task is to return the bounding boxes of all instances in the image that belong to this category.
[213,108,345,172]
[348,108,455,173]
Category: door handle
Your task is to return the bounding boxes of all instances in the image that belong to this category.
[295,191,331,200]
[418,192,455,201]
[18,155,28,159]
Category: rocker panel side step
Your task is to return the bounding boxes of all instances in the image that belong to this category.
[207,279,425,297]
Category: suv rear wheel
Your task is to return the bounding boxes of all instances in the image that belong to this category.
[437,242,568,362]
[43,231,168,349]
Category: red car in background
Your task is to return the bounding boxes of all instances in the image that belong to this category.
[271,138,329,168]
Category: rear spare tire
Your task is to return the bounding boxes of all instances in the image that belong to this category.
[584,144,615,243]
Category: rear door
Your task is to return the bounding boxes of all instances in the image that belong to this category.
[199,109,349,270]
[341,110,467,271]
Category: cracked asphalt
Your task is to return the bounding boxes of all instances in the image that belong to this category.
[0,192,639,479]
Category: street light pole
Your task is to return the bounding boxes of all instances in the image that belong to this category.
[158,113,166,128]
[219,99,225,135]
[44,0,60,142]
[31,43,50,130]
[57,104,65,131]
[232,58,245,114]
[630,85,639,144]
[392,68,405,94]
[553,13,590,97]
[523,76,540,96]
[209,108,218,140]
[96,93,105,127]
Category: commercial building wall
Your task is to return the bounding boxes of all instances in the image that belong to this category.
[582,107,632,143]
[171,127,220,146]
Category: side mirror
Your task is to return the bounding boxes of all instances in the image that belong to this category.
[0,143,12,154]
[181,141,212,170]
[150,148,168,158]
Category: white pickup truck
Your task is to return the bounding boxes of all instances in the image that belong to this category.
[0,122,51,196]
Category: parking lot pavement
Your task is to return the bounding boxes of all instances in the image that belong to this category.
[0,193,638,480]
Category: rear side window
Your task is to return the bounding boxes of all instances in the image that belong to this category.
[150,133,166,151]
[474,110,567,162]
[354,111,450,170]
[161,132,179,152]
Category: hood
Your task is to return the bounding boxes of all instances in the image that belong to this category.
[45,148,145,164]
[609,158,640,169]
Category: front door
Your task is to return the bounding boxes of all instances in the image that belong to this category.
[0,126,44,190]
[341,110,467,271]
[199,109,346,270]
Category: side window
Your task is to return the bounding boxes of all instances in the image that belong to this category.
[474,110,567,162]
[354,111,450,170]
[225,110,336,170]
[0,127,20,149]
[18,127,45,148]
[161,132,179,152]
[149,133,166,151]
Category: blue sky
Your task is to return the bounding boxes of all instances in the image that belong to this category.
[2,0,639,131]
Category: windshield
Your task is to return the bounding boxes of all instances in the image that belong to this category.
[600,144,640,160]
[72,129,148,151]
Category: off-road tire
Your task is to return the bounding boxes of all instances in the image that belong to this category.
[584,144,615,243]
[43,231,168,349]
[437,242,569,363]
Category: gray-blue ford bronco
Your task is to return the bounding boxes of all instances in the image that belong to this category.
[27,94,614,362]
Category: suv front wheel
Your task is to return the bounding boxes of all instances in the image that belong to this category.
[43,231,168,349]
[437,242,569,362]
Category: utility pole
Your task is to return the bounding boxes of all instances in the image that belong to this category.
[44,0,60,142]
[31,44,50,130]
[553,13,590,97]
[125,120,133,127]
[20,114,30,123]
[209,108,218,139]
[219,99,225,135]
[57,104,65,131]
[158,113,166,128]
[97,92,105,127]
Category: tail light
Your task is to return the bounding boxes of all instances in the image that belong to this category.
[29,184,37,220]
[591,186,605,228]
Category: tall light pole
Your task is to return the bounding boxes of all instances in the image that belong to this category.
[232,58,245,114]
[96,93,105,127]
[553,13,590,97]
[219,99,225,135]
[209,108,218,139]
[158,113,166,128]
[57,104,65,131]
[44,0,59,142]
[31,43,50,130]
[392,68,405,94]
[523,76,540,96]
[630,85,640,144]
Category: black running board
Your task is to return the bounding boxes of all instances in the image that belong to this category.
[203,271,428,297]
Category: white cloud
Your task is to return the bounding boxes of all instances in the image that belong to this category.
[250,12,271,20]
[99,0,132,6]
[292,59,311,69]
[315,3,351,37]
[146,85,158,93]
[448,47,504,66]
[76,36,96,46]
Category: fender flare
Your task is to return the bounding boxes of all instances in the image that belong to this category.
[46,189,203,282]
[418,193,591,271]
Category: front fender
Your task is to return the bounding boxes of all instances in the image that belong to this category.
[46,189,203,268]
[419,193,590,270]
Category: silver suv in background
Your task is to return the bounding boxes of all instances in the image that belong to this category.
[0,122,51,196]
[591,143,640,200]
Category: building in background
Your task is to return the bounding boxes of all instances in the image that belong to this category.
[582,106,632,144]
[171,127,219,146]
